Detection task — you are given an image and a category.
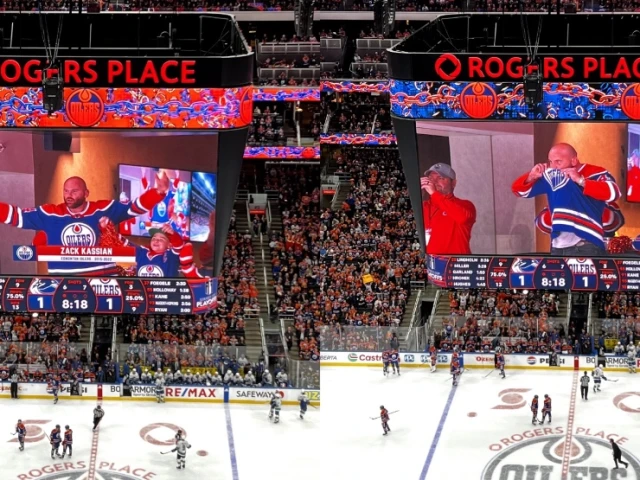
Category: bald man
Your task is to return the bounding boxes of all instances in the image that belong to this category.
[512,143,621,256]
[0,172,170,275]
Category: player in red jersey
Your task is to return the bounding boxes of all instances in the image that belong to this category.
[380,406,390,436]
[541,394,552,424]
[382,350,391,376]
[531,395,539,425]
[430,346,437,373]
[451,359,461,387]
[15,420,26,451]
[62,425,73,458]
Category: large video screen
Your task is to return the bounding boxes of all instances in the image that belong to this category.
[417,122,636,256]
[2,131,217,278]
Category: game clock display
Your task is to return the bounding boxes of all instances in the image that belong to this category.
[0,276,217,315]
[426,255,640,291]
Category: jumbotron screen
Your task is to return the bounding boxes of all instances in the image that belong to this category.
[2,131,217,280]
[417,121,636,257]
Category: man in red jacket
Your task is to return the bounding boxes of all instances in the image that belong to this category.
[421,163,476,255]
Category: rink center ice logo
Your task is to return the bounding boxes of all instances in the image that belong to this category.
[482,434,640,480]
[16,462,155,480]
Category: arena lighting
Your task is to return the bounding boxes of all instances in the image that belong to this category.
[523,65,543,106]
[42,65,64,115]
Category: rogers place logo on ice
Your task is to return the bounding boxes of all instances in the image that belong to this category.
[482,435,640,480]
[17,462,155,480]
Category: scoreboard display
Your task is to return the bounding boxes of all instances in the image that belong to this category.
[427,255,640,291]
[0,276,217,315]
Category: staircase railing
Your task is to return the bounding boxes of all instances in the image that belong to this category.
[587,292,594,336]
[89,315,96,354]
[566,291,572,328]
[259,317,270,366]
[280,316,289,355]
[111,317,118,362]
[404,290,422,343]
[426,289,442,344]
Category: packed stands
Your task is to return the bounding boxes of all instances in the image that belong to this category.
[319,147,424,335]
[593,292,640,350]
[324,92,393,134]
[266,164,322,361]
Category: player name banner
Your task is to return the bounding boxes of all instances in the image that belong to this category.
[427,255,640,292]
[320,351,596,369]
[13,246,136,264]
[0,276,217,315]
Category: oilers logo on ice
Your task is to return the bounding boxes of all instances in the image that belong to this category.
[482,435,640,480]
[62,223,96,247]
[138,265,165,277]
[15,245,34,261]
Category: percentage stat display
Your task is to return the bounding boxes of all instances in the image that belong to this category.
[426,255,640,292]
[0,276,217,314]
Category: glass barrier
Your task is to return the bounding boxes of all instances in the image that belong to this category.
[0,342,92,376]
[320,325,412,352]
[120,343,249,369]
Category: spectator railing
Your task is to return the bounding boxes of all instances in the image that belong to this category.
[587,292,595,336]
[320,325,411,351]
[426,288,441,339]
[257,42,320,60]
[288,357,319,389]
[355,38,401,51]
[258,67,321,82]
[121,343,248,369]
[0,342,91,373]
[259,316,272,365]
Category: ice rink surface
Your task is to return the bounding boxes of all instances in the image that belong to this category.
[0,398,319,480]
[322,366,640,480]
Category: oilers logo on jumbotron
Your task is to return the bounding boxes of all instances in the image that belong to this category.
[15,245,34,261]
[65,89,105,128]
[62,223,96,246]
[138,265,165,277]
[459,82,498,119]
[621,84,640,121]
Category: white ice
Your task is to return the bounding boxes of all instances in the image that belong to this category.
[322,366,640,480]
[0,398,319,480]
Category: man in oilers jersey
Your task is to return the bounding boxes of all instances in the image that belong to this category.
[1,173,170,275]
[512,143,621,256]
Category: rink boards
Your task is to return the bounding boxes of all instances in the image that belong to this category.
[319,351,634,371]
[0,382,320,406]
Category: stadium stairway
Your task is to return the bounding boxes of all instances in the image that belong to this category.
[78,316,92,347]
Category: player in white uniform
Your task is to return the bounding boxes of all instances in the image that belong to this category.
[628,350,637,374]
[171,438,191,470]
[298,391,309,420]
[592,364,604,393]
[269,392,282,423]
[155,378,165,403]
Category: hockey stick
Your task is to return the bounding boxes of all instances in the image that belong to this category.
[605,378,619,382]
[484,369,495,378]
[370,410,399,420]
[160,451,173,455]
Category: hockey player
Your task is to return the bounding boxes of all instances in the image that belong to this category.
[380,406,391,436]
[429,346,437,373]
[390,350,401,376]
[15,420,26,451]
[48,376,60,404]
[580,371,590,400]
[171,438,191,470]
[531,395,539,425]
[155,378,165,403]
[541,395,552,424]
[175,430,183,444]
[592,364,605,393]
[496,349,506,379]
[451,359,461,387]
[50,425,62,459]
[269,392,282,424]
[382,350,391,376]
[628,350,637,374]
[61,426,73,458]
[298,390,309,420]
[93,405,105,431]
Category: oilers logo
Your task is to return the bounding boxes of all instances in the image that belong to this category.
[156,201,167,218]
[138,265,165,277]
[566,258,597,289]
[29,278,60,294]
[89,278,122,296]
[15,245,34,261]
[543,168,570,191]
[62,223,96,246]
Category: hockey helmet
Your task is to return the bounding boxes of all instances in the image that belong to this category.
[380,405,385,409]
[65,425,69,429]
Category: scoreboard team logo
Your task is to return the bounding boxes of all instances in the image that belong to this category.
[459,83,498,119]
[15,245,34,261]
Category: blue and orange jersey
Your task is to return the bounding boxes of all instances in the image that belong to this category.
[451,361,460,374]
[497,353,505,366]
[16,422,26,436]
[531,397,539,412]
[543,396,551,412]
[64,428,73,445]
[390,351,400,363]
[50,428,61,443]
[382,351,390,363]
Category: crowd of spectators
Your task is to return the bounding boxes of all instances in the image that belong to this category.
[318,147,425,351]
[248,103,287,146]
[266,165,322,361]
[324,93,393,134]
[2,0,600,12]
[594,292,640,345]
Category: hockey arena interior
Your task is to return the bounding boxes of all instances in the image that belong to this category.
[1,5,640,480]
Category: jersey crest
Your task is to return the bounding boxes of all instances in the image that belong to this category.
[61,222,96,246]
